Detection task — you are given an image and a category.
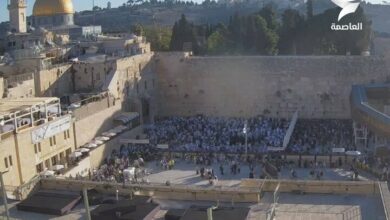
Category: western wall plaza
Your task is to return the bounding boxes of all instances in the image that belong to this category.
[0,0,390,219]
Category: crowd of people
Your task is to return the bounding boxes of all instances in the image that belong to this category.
[146,116,355,156]
[87,116,358,184]
[288,119,354,154]
[91,144,159,183]
[145,115,289,153]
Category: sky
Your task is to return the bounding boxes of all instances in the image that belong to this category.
[0,0,385,23]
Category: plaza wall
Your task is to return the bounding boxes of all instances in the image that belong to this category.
[155,53,390,119]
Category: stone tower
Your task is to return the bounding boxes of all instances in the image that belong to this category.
[8,0,27,33]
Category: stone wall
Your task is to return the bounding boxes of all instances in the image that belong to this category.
[35,63,73,97]
[73,102,122,148]
[5,72,35,98]
[155,53,390,119]
[71,53,157,122]
[72,53,155,98]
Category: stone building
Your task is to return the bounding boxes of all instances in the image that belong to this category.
[0,98,74,188]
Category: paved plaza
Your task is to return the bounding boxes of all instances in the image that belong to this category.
[143,159,376,187]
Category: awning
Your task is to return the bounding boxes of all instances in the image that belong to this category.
[114,112,139,124]
[111,125,127,133]
[95,136,110,142]
[84,143,98,148]
[79,148,90,153]
[41,170,55,176]
[52,164,64,171]
[92,140,104,145]
[70,151,82,158]
[102,131,116,137]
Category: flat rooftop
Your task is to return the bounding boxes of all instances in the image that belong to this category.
[0,193,384,220]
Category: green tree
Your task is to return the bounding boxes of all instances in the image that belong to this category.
[279,9,304,54]
[253,15,278,55]
[144,26,172,51]
[259,4,278,30]
[207,30,227,54]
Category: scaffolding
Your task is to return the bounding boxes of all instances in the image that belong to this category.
[0,97,62,137]
[353,121,368,150]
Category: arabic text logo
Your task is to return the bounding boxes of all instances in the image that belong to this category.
[331,0,361,21]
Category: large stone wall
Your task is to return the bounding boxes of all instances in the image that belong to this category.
[73,102,122,148]
[155,53,390,119]
[72,53,155,98]
[35,64,73,97]
[71,53,157,122]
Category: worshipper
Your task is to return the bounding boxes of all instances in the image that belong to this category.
[145,115,289,154]
[249,170,254,179]
[288,119,354,155]
[219,164,224,175]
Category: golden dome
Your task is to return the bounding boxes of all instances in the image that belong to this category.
[33,0,74,16]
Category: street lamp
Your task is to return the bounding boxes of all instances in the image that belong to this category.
[243,120,248,160]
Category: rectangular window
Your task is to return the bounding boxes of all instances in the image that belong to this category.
[51,156,57,166]
[36,163,43,173]
[49,137,53,146]
[64,131,67,140]
[38,143,41,152]
[4,158,8,169]
[53,136,56,145]
[9,156,12,166]
[34,144,38,154]
[67,130,70,138]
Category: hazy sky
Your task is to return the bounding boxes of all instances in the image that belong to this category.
[0,0,385,23]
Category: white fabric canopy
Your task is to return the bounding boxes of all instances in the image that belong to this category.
[92,140,104,145]
[79,148,90,153]
[95,136,110,142]
[102,132,116,137]
[52,164,64,171]
[42,170,55,176]
[70,151,82,158]
[84,143,98,148]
